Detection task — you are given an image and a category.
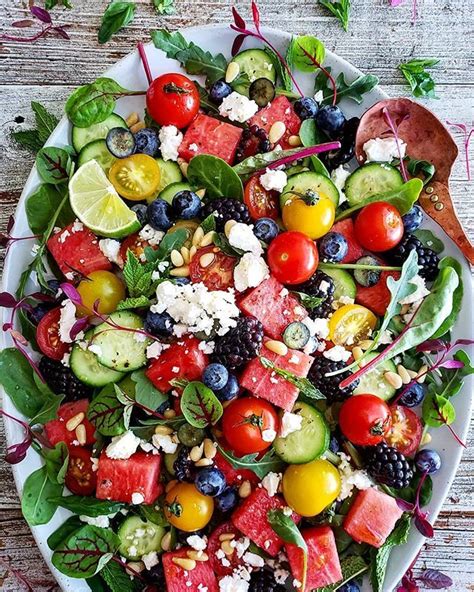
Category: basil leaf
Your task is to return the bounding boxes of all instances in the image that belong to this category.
[98,2,136,45]
[42,442,69,485]
[216,446,285,479]
[131,369,167,410]
[187,155,243,200]
[268,509,308,589]
[21,465,62,526]
[180,381,223,428]
[431,257,463,338]
[412,229,444,254]
[47,516,83,551]
[36,147,74,185]
[319,0,351,32]
[87,384,126,436]
[422,392,456,428]
[290,35,326,72]
[49,495,126,517]
[25,183,74,235]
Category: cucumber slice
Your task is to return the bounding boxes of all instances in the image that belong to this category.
[322,268,357,300]
[273,402,330,464]
[70,330,124,387]
[92,311,151,372]
[233,49,277,95]
[281,172,340,209]
[146,159,183,204]
[353,352,397,401]
[283,322,310,350]
[158,181,194,205]
[344,163,403,207]
[72,113,127,152]
[77,139,117,173]
[118,516,166,560]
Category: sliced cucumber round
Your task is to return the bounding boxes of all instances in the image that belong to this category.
[281,171,340,209]
[232,49,276,95]
[273,402,330,464]
[322,268,356,301]
[118,516,166,560]
[353,352,397,401]
[344,163,403,207]
[72,113,127,152]
[283,322,310,350]
[70,330,125,387]
[158,181,194,205]
[77,139,117,173]
[92,311,151,372]
[146,159,183,203]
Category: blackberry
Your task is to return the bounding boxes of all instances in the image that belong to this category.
[213,317,264,369]
[39,357,91,402]
[389,233,439,281]
[144,559,164,583]
[201,198,251,231]
[173,446,196,482]
[308,356,359,402]
[366,442,413,489]
[293,270,335,318]
[249,568,285,592]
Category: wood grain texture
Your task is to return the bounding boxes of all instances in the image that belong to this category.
[0,0,472,590]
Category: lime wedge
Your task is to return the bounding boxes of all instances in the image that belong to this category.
[68,159,140,238]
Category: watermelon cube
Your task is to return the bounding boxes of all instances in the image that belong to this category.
[240,341,313,411]
[162,549,219,592]
[286,526,343,591]
[96,451,162,504]
[331,219,364,263]
[178,113,243,164]
[44,399,96,449]
[239,276,307,340]
[47,222,112,278]
[343,487,404,548]
[231,487,300,556]
[248,96,301,150]
[356,268,401,316]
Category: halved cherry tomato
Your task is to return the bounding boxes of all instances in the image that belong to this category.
[328,304,377,346]
[339,394,392,446]
[267,231,318,285]
[146,73,200,129]
[65,447,97,496]
[244,176,279,220]
[385,405,423,457]
[119,232,157,263]
[109,154,161,201]
[37,307,70,360]
[189,245,237,291]
[221,396,279,456]
[354,201,404,252]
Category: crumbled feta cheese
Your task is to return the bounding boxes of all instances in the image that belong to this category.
[88,344,102,356]
[313,90,324,103]
[303,316,330,340]
[259,168,288,193]
[330,165,351,205]
[146,341,169,359]
[99,239,123,266]
[288,354,299,364]
[187,534,208,551]
[323,345,351,362]
[293,579,302,589]
[61,353,70,367]
[71,220,84,233]
[261,428,277,443]
[378,329,393,345]
[198,340,215,354]
[91,457,99,472]
[79,514,110,528]
[282,506,293,516]
[243,552,264,568]
[189,142,199,152]
[363,137,407,163]
[228,223,263,256]
[139,224,165,247]
[402,299,423,324]
[280,412,303,438]
[219,574,250,592]
[233,253,270,292]
[133,332,147,343]
[106,430,141,460]
[152,433,178,454]
[234,537,250,558]
[131,492,145,505]
[398,275,430,305]
[336,452,373,501]
[334,295,355,307]
[30,243,40,256]
[141,551,159,571]
[158,125,183,161]
[58,299,77,344]
[261,472,281,497]
[218,92,259,123]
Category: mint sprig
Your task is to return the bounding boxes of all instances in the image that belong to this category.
[259,356,325,400]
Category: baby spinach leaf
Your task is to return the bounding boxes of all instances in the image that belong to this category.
[393,473,433,508]
[21,465,62,526]
[47,516,83,551]
[399,58,439,99]
[25,183,74,235]
[290,35,325,73]
[87,384,126,436]
[36,147,74,185]
[98,2,136,45]
[187,154,243,200]
[30,372,64,425]
[431,257,463,338]
[319,0,351,32]
[131,369,167,410]
[422,391,456,428]
[180,381,223,428]
[315,555,367,591]
[413,229,444,254]
[153,227,188,260]
[42,442,69,485]
[216,445,284,479]
[49,495,126,517]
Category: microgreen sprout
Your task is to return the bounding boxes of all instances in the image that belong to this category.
[0,6,70,44]
[383,107,409,181]
[396,470,434,538]
[296,42,338,106]
[446,121,474,181]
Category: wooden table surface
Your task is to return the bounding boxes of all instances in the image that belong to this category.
[0,0,472,590]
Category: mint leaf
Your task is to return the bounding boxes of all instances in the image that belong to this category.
[319,0,351,31]
[116,296,151,310]
[370,514,411,592]
[399,58,439,99]
[11,129,44,152]
[32,101,59,143]
[122,250,153,298]
[101,561,140,592]
[98,1,136,45]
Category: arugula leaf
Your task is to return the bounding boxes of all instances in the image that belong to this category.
[180,381,223,428]
[11,101,59,152]
[268,509,308,589]
[98,2,136,45]
[87,384,127,436]
[370,514,411,592]
[290,35,326,73]
[187,154,243,200]
[36,147,74,185]
[131,369,167,410]
[216,445,284,479]
[413,229,444,254]
[116,296,151,311]
[153,0,174,15]
[315,68,379,105]
[21,465,62,526]
[315,555,367,591]
[259,356,325,400]
[319,0,351,31]
[42,442,69,485]
[431,257,463,338]
[150,29,189,57]
[399,58,439,99]
[50,495,126,517]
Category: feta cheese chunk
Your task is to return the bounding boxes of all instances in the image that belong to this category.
[106,430,141,460]
[228,223,263,256]
[99,238,123,266]
[233,252,270,292]
[79,514,110,528]
[279,412,303,438]
[398,274,430,305]
[59,299,77,344]
[152,433,178,454]
[313,90,324,103]
[260,168,288,193]
[261,472,282,497]
[323,345,351,362]
[187,534,208,551]
[139,224,165,246]
[218,92,259,123]
[131,492,145,505]
[142,551,159,571]
[261,428,277,443]
[219,574,250,592]
[330,165,351,205]
[363,137,407,163]
[158,125,183,161]
[336,452,373,500]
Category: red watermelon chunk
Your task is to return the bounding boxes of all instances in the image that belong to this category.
[248,96,300,150]
[240,341,313,411]
[239,275,307,340]
[286,526,343,590]
[163,548,219,592]
[47,222,112,278]
[178,113,243,164]
[343,487,404,548]
[213,450,260,487]
[44,399,96,449]
[356,267,401,317]
[331,219,364,263]
[232,487,300,556]
[96,451,162,505]
[208,522,245,577]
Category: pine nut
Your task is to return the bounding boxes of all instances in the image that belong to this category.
[187,550,209,562]
[288,135,302,147]
[189,245,197,261]
[75,424,87,446]
[200,231,215,247]
[126,112,139,127]
[172,557,196,570]
[127,561,145,573]
[220,540,234,556]
[196,188,206,199]
[66,412,85,432]
[179,161,189,177]
[164,408,176,418]
[400,303,411,315]
[224,219,237,237]
[192,226,205,246]
[265,340,288,356]
[130,121,145,133]
[190,443,204,462]
[219,533,236,542]
[421,432,432,445]
[407,369,418,379]
[171,249,185,267]
[204,438,217,459]
[195,458,213,467]
[155,425,174,435]
[417,365,428,383]
[269,121,286,144]
[397,364,411,385]
[166,479,178,493]
[170,266,190,277]
[384,371,403,389]
[238,480,252,498]
[358,339,374,350]
[352,346,363,361]
[161,531,172,551]
[199,253,215,268]
[181,246,190,264]
[225,61,240,84]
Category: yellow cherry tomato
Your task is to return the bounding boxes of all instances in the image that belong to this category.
[109,154,161,201]
[164,482,214,532]
[329,303,377,346]
[77,270,126,316]
[282,191,335,239]
[282,459,341,517]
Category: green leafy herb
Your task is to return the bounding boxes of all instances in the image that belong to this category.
[298,119,330,177]
[12,101,59,153]
[187,154,243,200]
[233,146,315,179]
[212,232,243,258]
[25,183,74,235]
[36,147,74,185]
[216,445,284,479]
[319,0,351,31]
[153,0,174,15]
[289,35,325,73]
[264,45,292,92]
[431,257,463,338]
[45,0,73,8]
[21,465,62,526]
[180,381,223,428]
[48,516,83,551]
[87,384,127,436]
[49,495,126,517]
[101,561,140,592]
[315,555,368,591]
[131,369,167,410]
[260,356,325,400]
[42,442,69,485]
[422,391,456,428]
[399,58,439,99]
[122,250,155,298]
[200,214,216,234]
[292,291,326,311]
[116,296,151,311]
[194,82,219,114]
[406,157,436,186]
[139,504,169,527]
[98,2,136,45]
[315,68,379,105]
[144,227,188,263]
[386,473,433,508]
[412,229,444,254]
[370,514,411,592]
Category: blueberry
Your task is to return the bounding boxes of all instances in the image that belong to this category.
[209,79,233,104]
[106,127,135,158]
[402,205,423,233]
[338,582,360,592]
[194,467,227,497]
[144,311,175,340]
[215,486,239,512]
[319,232,348,262]
[315,105,346,139]
[27,303,53,325]
[173,277,191,285]
[131,203,148,226]
[156,399,171,415]
[215,374,240,401]
[329,435,340,453]
[253,218,279,243]
[172,190,202,220]
[134,128,161,157]
[47,279,62,295]
[294,97,319,120]
[415,449,441,474]
[202,363,229,391]
[399,383,426,407]
[147,198,174,231]
[322,116,359,169]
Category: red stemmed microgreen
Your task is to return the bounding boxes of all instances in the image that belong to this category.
[383,107,409,181]
[0,214,41,253]
[396,470,434,538]
[0,6,70,44]
[252,142,342,177]
[389,0,419,26]
[230,1,304,97]
[138,41,153,86]
[296,42,338,106]
[0,409,51,464]
[446,121,474,181]
[397,567,453,592]
[0,557,59,592]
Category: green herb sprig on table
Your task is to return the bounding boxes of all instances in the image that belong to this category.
[11,101,59,153]
[319,0,351,32]
[153,0,175,14]
[98,2,136,45]
[399,58,439,99]
[315,67,379,105]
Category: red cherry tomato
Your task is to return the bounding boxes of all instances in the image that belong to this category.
[119,232,157,264]
[267,231,318,285]
[189,246,237,291]
[339,394,392,446]
[37,307,70,360]
[354,201,404,252]
[146,73,200,129]
[65,447,97,496]
[384,405,423,457]
[221,396,279,456]
[244,176,279,220]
